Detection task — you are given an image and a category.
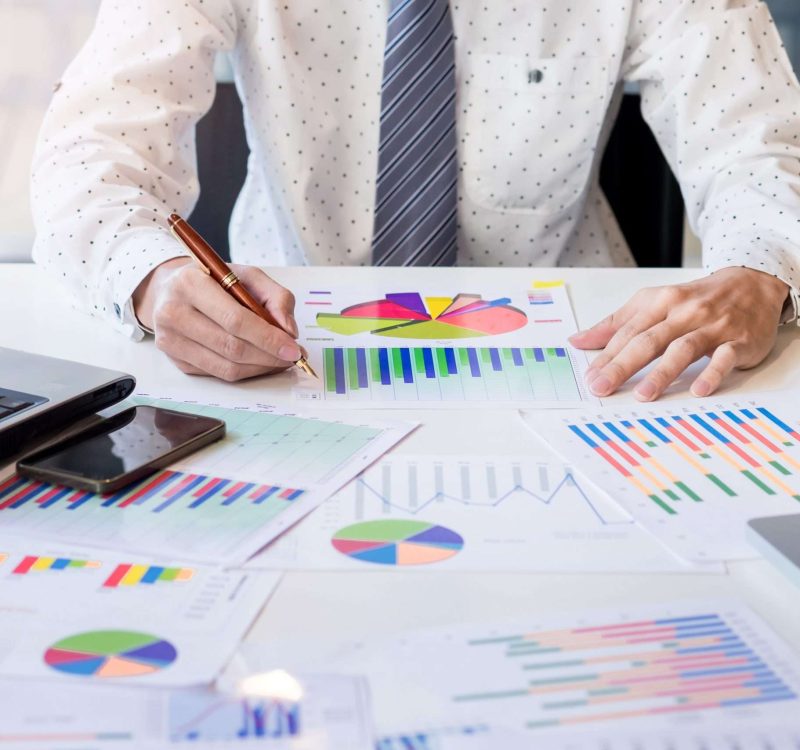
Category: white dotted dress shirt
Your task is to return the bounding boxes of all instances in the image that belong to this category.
[31,0,800,338]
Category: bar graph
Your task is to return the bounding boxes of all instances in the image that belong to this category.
[524,396,800,561]
[11,555,100,575]
[320,346,583,403]
[0,397,410,565]
[103,563,194,588]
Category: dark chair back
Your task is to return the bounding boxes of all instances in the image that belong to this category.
[192,84,685,266]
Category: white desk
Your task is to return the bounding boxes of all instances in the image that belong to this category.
[2,264,800,658]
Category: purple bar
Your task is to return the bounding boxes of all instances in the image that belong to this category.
[489,348,502,371]
[188,479,231,509]
[132,472,182,505]
[68,492,94,510]
[254,486,281,504]
[153,475,207,512]
[467,349,481,377]
[39,487,74,509]
[511,348,523,366]
[10,483,49,508]
[222,482,256,506]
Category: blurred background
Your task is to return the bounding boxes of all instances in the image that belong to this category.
[0,0,798,263]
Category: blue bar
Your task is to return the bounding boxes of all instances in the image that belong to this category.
[286,489,305,501]
[444,348,457,374]
[51,558,70,570]
[724,410,745,425]
[10,483,49,508]
[254,486,280,504]
[141,566,164,584]
[378,348,391,385]
[638,419,670,444]
[603,421,631,443]
[655,417,671,429]
[680,664,766,678]
[399,348,413,383]
[758,407,797,436]
[533,348,544,362]
[422,348,435,378]
[69,492,93,510]
[39,487,73,509]
[153,475,207,513]
[690,413,729,444]
[721,693,796,707]
[654,614,722,626]
[621,420,633,429]
[676,642,746,655]
[356,348,368,389]
[221,482,256,506]
[102,481,144,507]
[569,425,598,449]
[333,348,346,394]
[741,408,757,420]
[467,349,480,377]
[511,348,523,366]
[0,477,27,501]
[586,424,613,444]
[133,472,182,505]
[489,348,502,371]
[555,348,566,357]
[189,479,231,509]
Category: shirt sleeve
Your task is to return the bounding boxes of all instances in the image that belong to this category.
[623,0,800,323]
[30,0,237,340]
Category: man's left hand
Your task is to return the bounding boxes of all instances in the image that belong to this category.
[569,267,790,401]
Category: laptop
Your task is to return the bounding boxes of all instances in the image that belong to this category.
[0,347,135,461]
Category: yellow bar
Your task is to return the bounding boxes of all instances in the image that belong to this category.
[637,464,666,491]
[532,280,564,288]
[628,475,659,498]
[176,568,194,582]
[668,442,707,475]
[31,556,55,571]
[757,465,797,497]
[755,418,790,446]
[645,457,677,483]
[711,444,743,472]
[120,564,149,586]
[86,560,102,569]
[0,553,8,565]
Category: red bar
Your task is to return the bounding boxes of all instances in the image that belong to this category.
[726,442,760,468]
[279,488,295,499]
[193,477,223,497]
[12,555,37,575]
[602,437,640,467]
[665,424,699,452]
[738,421,779,453]
[36,486,65,505]
[166,473,197,497]
[0,474,21,494]
[103,563,131,588]
[712,416,749,444]
[593,445,632,477]
[622,439,650,459]
[573,618,658,634]
[118,472,173,508]
[224,481,246,497]
[250,484,271,498]
[0,482,43,510]
[675,417,712,447]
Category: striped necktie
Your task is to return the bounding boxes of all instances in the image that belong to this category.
[371,0,458,267]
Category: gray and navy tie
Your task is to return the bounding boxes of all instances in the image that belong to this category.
[371,0,458,267]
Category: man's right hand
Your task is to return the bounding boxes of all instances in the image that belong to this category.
[132,258,302,382]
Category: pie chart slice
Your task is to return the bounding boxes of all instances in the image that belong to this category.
[44,630,177,678]
[316,293,527,339]
[332,520,464,566]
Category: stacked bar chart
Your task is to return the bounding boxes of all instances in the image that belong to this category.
[321,346,582,403]
[103,564,194,588]
[525,398,800,561]
[12,555,100,575]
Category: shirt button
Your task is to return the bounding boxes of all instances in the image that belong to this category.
[528,69,544,84]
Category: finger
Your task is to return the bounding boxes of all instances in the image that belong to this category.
[630,332,711,401]
[160,304,291,369]
[234,266,298,338]
[569,289,656,351]
[168,357,204,376]
[157,329,288,381]
[690,342,739,398]
[177,271,301,362]
[588,320,686,397]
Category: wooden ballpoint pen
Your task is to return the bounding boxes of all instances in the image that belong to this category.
[168,213,318,379]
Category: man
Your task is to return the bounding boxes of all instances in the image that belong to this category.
[31,1,800,400]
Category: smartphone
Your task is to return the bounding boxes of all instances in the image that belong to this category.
[17,405,225,494]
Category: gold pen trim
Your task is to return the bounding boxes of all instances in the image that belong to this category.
[220,271,239,290]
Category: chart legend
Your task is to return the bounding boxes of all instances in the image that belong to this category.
[321,346,582,403]
[103,564,194,588]
[12,555,100,575]
[316,292,528,339]
[44,630,177,678]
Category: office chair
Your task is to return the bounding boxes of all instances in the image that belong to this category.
[191,84,685,267]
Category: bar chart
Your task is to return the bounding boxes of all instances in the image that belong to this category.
[11,554,100,575]
[321,346,583,403]
[524,396,800,561]
[103,564,194,588]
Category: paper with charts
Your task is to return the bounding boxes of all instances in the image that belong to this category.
[247,454,711,573]
[238,602,800,744]
[0,537,279,687]
[0,396,415,566]
[0,674,373,749]
[521,394,800,562]
[292,281,595,407]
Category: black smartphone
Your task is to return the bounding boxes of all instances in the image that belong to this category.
[17,405,225,494]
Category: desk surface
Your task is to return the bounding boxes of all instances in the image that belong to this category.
[2,264,800,657]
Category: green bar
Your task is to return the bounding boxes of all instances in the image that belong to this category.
[413,348,426,374]
[324,349,336,392]
[700,452,711,459]
[650,494,677,515]
[769,460,791,476]
[588,687,629,696]
[391,348,404,379]
[742,470,775,495]
[647,441,658,448]
[346,348,359,390]
[785,442,794,447]
[502,348,514,361]
[68,560,86,568]
[708,474,736,496]
[436,348,449,378]
[522,659,583,670]
[160,567,180,581]
[664,489,680,501]
[675,481,703,503]
[546,347,557,357]
[543,699,589,709]
[509,647,562,657]
[454,689,529,702]
[458,348,470,365]
[529,673,597,687]
[527,720,561,729]
[524,348,535,360]
[480,348,492,363]
[469,635,523,645]
[370,348,381,382]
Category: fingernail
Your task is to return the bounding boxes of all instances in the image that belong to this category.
[279,344,301,362]
[589,375,612,396]
[692,379,712,397]
[635,381,657,401]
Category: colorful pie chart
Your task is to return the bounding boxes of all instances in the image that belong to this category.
[316,292,527,339]
[331,519,464,566]
[44,629,177,678]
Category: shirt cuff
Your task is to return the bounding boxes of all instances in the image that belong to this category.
[105,229,187,341]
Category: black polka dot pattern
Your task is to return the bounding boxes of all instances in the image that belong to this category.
[30,1,800,336]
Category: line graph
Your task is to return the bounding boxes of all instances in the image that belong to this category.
[249,456,695,573]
